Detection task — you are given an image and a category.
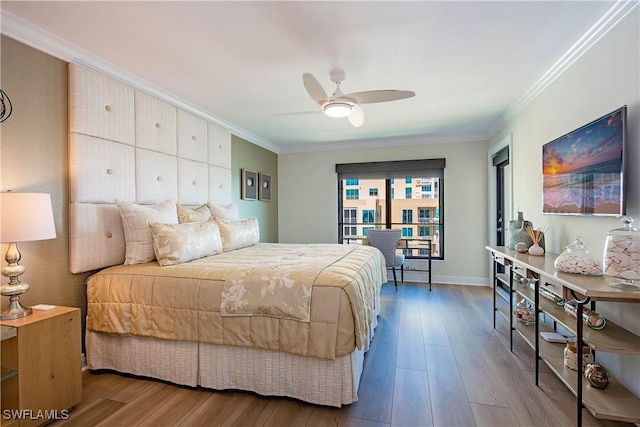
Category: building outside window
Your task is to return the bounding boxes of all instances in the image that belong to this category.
[405,187,412,199]
[402,227,413,237]
[369,188,378,196]
[346,179,359,186]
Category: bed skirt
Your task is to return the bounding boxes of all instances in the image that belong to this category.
[86,307,378,407]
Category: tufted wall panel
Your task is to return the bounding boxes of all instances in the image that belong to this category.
[69,64,135,145]
[134,90,178,155]
[69,63,232,273]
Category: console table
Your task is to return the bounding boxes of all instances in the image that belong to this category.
[486,246,640,426]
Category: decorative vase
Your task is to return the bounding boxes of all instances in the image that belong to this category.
[528,243,544,256]
[507,212,533,250]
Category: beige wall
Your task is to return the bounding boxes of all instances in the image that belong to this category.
[1,36,89,315]
[278,141,489,285]
[231,135,278,242]
[488,10,639,395]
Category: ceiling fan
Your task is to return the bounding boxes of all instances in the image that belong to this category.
[302,70,415,127]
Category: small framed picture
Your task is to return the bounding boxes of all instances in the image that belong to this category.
[259,173,271,201]
[241,169,257,200]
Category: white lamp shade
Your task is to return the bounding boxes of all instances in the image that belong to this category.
[0,193,57,243]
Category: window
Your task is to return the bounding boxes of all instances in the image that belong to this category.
[402,209,413,224]
[362,226,374,236]
[342,208,358,238]
[336,158,445,259]
[343,208,357,223]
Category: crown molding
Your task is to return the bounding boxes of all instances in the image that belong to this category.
[1,11,281,154]
[487,0,639,139]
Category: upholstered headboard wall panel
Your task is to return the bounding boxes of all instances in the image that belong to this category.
[69,63,232,273]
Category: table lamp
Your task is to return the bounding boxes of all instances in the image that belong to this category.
[0,192,57,320]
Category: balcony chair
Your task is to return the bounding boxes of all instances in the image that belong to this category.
[366,229,404,290]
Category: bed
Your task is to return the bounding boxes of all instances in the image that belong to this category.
[69,63,386,406]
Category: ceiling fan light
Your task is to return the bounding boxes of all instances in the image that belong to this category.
[323,102,352,118]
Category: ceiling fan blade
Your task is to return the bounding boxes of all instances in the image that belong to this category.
[303,73,328,105]
[348,104,364,127]
[341,90,415,104]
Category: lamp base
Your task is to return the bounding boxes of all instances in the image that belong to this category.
[1,294,33,320]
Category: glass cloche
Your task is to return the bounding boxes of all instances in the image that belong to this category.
[554,237,602,276]
[603,216,640,290]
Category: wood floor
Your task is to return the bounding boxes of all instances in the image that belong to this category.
[52,283,633,427]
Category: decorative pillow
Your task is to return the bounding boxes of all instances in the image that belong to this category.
[116,200,178,265]
[149,219,223,266]
[215,216,260,252]
[177,203,212,223]
[207,201,240,221]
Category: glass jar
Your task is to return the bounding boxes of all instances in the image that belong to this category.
[584,363,610,390]
[554,237,602,276]
[563,341,594,371]
[603,216,640,290]
[513,297,535,325]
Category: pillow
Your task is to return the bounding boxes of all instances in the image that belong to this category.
[149,219,223,266]
[117,200,178,265]
[207,201,240,221]
[215,216,260,252]
[177,203,212,223]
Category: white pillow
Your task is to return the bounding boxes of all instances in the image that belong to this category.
[149,219,223,266]
[117,200,178,265]
[207,201,240,221]
[177,203,212,223]
[215,216,260,252]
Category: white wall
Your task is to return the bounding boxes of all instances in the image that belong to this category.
[489,10,639,396]
[278,141,489,285]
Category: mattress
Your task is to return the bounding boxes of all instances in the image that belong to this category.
[86,243,386,359]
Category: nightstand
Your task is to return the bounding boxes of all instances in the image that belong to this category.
[1,306,82,427]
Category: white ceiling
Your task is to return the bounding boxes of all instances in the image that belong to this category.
[1,1,634,153]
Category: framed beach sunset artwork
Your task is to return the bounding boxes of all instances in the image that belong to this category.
[542,106,627,216]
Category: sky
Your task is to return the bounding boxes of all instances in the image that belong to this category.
[542,109,624,175]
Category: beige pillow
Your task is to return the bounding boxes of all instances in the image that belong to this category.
[117,200,178,265]
[149,219,223,266]
[207,201,240,221]
[177,203,212,223]
[215,216,260,251]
